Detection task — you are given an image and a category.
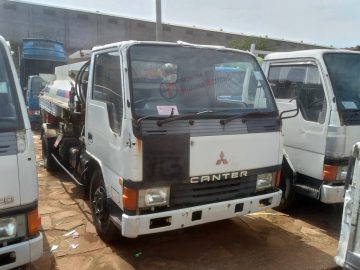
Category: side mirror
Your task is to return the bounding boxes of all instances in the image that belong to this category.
[279,97,300,120]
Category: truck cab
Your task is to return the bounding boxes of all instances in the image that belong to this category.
[262,49,360,209]
[0,36,42,269]
[25,75,45,126]
[40,41,283,240]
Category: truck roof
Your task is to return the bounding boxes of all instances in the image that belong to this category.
[92,40,251,55]
[264,49,360,61]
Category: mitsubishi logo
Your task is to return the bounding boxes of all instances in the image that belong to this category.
[216,151,228,165]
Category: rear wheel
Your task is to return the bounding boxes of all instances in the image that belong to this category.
[89,170,120,242]
[41,135,57,172]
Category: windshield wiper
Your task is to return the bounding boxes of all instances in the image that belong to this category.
[136,109,243,126]
[220,110,276,126]
[156,110,216,126]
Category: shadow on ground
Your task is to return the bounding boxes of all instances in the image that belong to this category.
[29,132,342,270]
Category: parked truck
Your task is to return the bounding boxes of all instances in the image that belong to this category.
[20,39,67,124]
[0,36,43,269]
[262,49,360,209]
[25,75,46,126]
[39,40,285,240]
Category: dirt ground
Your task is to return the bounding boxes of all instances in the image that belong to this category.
[28,132,342,270]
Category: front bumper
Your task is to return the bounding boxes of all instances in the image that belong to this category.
[121,189,282,238]
[320,184,345,204]
[0,233,43,270]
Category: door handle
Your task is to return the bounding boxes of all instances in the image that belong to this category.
[88,132,93,141]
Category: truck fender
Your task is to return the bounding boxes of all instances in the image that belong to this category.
[83,151,103,188]
[282,149,297,184]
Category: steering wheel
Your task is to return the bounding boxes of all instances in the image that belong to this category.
[135,97,168,105]
[159,83,178,100]
[308,98,323,108]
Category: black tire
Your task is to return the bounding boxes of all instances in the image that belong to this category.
[89,170,120,242]
[41,135,58,172]
[275,171,296,212]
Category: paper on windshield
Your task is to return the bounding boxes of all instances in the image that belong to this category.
[0,82,8,93]
[342,101,358,109]
[157,105,179,115]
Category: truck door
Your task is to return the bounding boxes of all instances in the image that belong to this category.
[336,142,360,269]
[85,49,124,179]
[266,61,330,180]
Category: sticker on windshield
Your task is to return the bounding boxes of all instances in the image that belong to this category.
[253,71,263,81]
[0,82,9,93]
[342,101,358,109]
[157,105,179,116]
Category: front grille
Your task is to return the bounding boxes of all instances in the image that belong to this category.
[0,236,26,248]
[171,176,257,208]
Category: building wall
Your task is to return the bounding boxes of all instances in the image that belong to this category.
[0,0,329,67]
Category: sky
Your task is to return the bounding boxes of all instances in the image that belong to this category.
[16,0,360,48]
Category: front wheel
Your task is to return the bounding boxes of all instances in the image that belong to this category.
[275,172,296,211]
[41,135,58,172]
[89,170,120,242]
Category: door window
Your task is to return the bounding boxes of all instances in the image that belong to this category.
[268,63,327,123]
[92,51,123,134]
[0,43,23,131]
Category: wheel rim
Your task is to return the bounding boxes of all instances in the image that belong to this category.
[92,186,108,223]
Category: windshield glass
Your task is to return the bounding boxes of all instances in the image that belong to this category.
[30,76,45,97]
[0,43,23,131]
[324,53,360,111]
[129,45,276,118]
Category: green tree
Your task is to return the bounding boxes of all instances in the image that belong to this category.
[229,37,275,52]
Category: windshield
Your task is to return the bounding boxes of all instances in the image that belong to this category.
[129,45,276,118]
[0,43,23,131]
[30,76,45,97]
[324,53,360,111]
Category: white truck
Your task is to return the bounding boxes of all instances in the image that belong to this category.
[39,40,285,240]
[262,49,360,209]
[0,36,43,269]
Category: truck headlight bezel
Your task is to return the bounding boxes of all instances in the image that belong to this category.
[0,215,26,242]
[256,172,276,191]
[138,187,170,208]
[323,164,348,181]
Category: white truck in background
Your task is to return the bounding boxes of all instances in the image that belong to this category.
[263,50,360,210]
[39,40,286,240]
[0,36,43,269]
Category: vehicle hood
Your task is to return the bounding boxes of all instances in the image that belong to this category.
[0,129,38,210]
[0,132,21,210]
[189,132,282,176]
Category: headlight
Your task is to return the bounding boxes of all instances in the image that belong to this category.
[0,218,16,240]
[138,187,170,208]
[256,172,276,191]
[336,165,348,181]
[0,215,26,242]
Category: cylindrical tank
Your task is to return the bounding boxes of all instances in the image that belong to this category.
[39,61,87,115]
